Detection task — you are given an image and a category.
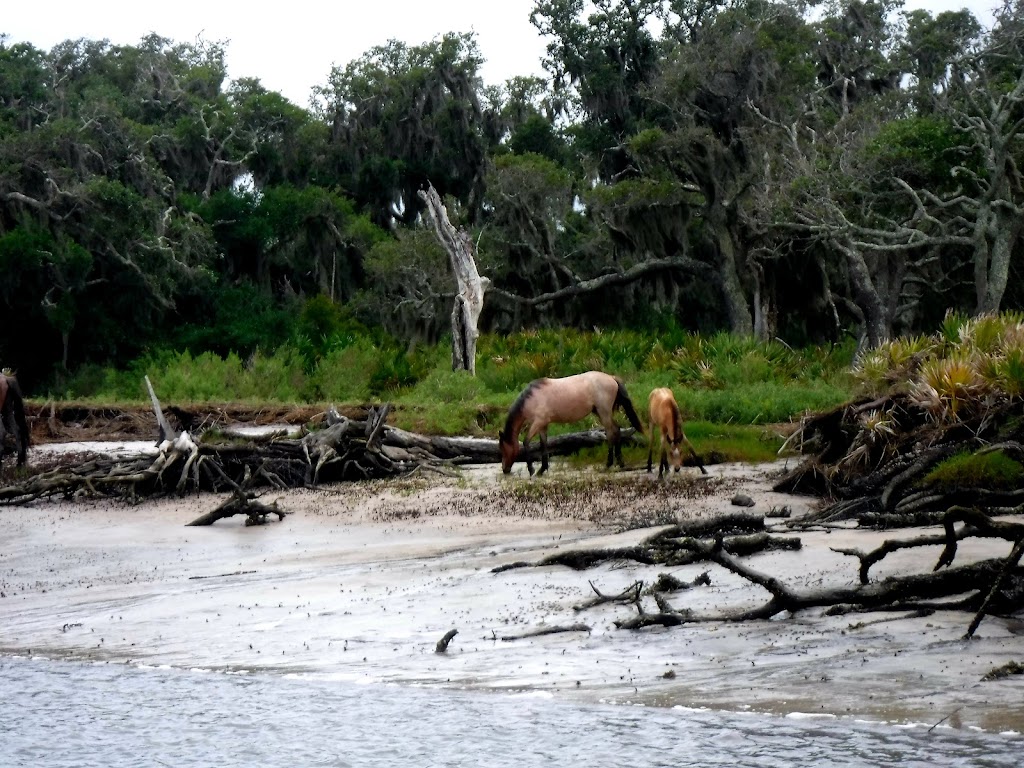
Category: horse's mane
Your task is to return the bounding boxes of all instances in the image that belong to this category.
[668,398,683,440]
[502,379,541,440]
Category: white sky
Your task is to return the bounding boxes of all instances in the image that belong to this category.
[2,1,1000,108]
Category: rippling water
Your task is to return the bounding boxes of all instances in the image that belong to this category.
[1,656,1018,768]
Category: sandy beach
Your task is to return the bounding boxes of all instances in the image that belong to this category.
[2,457,1023,735]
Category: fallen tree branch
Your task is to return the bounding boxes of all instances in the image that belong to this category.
[964,537,1024,639]
[500,624,591,641]
[573,580,643,611]
[188,570,258,581]
[676,538,1024,622]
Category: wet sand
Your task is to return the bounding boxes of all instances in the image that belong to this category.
[2,458,1023,734]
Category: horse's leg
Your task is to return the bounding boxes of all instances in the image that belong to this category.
[659,442,669,479]
[646,434,654,473]
[11,417,24,466]
[2,407,19,466]
[603,421,623,468]
[537,431,551,476]
[522,434,535,476]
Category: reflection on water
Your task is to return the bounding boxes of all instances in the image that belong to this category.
[1,656,1018,768]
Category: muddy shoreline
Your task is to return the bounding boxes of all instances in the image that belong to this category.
[2,451,1023,735]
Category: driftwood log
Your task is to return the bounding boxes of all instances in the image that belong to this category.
[499,624,591,641]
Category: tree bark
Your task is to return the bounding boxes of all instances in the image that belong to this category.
[977,204,1023,314]
[709,210,753,336]
[837,241,890,347]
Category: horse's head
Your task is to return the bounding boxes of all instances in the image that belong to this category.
[667,436,684,472]
[498,429,518,474]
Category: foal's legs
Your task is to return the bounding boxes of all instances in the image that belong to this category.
[647,428,662,474]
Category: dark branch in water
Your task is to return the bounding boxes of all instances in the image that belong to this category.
[435,629,459,653]
[500,624,591,641]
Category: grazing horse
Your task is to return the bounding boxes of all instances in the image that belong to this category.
[499,371,644,476]
[0,373,29,468]
[647,387,706,478]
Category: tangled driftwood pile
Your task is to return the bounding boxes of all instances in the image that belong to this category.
[496,501,1024,638]
[772,393,1024,527]
[721,391,1024,636]
[0,378,621,524]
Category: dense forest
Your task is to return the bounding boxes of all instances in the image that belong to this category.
[2,0,1023,393]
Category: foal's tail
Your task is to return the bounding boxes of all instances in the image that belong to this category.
[614,378,644,435]
[2,376,29,464]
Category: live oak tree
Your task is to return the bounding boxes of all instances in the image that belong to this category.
[751,1,976,347]
[312,34,494,230]
[925,1,1024,316]
[0,35,232,376]
[198,184,384,302]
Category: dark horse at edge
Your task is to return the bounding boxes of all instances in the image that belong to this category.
[0,373,29,468]
[498,371,644,476]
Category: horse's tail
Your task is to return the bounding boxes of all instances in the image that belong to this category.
[3,376,29,464]
[614,378,644,435]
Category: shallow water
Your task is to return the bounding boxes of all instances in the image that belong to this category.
[1,656,1019,768]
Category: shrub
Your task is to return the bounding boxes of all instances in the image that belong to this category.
[306,341,381,403]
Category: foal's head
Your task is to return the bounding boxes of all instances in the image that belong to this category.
[665,435,684,472]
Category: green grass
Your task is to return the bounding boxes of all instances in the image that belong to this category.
[51,328,857,460]
[566,420,790,468]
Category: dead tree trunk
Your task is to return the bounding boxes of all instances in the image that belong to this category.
[418,183,489,375]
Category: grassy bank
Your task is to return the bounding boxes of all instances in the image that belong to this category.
[49,329,857,462]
